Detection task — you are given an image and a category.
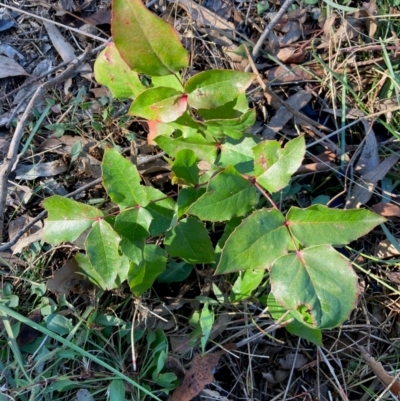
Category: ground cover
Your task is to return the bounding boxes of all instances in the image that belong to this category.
[0,0,400,400]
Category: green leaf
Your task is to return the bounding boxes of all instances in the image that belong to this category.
[143,187,176,236]
[157,260,193,283]
[204,109,256,140]
[164,218,215,263]
[171,149,199,185]
[102,147,149,209]
[43,196,103,245]
[230,269,264,302]
[112,0,189,76]
[128,245,167,296]
[94,42,145,99]
[188,165,257,222]
[84,220,121,290]
[155,133,217,164]
[177,187,206,218]
[152,74,183,91]
[45,314,73,336]
[270,245,358,329]
[197,94,250,120]
[287,205,386,246]
[216,209,289,274]
[253,136,305,193]
[266,294,322,345]
[185,70,255,109]
[114,208,152,260]
[129,87,187,123]
[108,379,125,401]
[200,303,214,353]
[215,135,259,174]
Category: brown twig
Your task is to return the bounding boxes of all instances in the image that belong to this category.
[244,45,332,133]
[0,46,93,243]
[245,0,296,71]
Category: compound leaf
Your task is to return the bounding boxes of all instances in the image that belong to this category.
[102,147,149,209]
[164,218,214,263]
[188,165,257,222]
[270,245,358,329]
[112,0,189,76]
[43,196,103,245]
[287,204,386,246]
[94,42,145,99]
[216,209,289,274]
[185,70,255,109]
[253,136,305,193]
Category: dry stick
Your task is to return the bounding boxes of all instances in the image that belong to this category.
[0,46,93,243]
[0,3,108,43]
[244,45,333,134]
[245,0,297,72]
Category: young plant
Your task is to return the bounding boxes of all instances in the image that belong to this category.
[42,0,385,345]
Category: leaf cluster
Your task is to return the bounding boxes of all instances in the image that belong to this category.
[42,0,385,345]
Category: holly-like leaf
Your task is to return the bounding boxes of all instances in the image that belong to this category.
[129,87,187,123]
[185,70,255,109]
[177,187,206,218]
[172,149,199,185]
[128,245,167,296]
[164,218,215,263]
[253,136,305,193]
[152,74,184,91]
[155,133,217,164]
[157,260,193,283]
[204,109,256,140]
[266,293,322,345]
[94,42,145,99]
[197,93,250,120]
[188,165,257,222]
[143,187,176,236]
[43,196,103,245]
[230,269,265,302]
[102,147,149,209]
[270,245,359,329]
[114,208,152,260]
[215,135,259,174]
[112,0,189,76]
[287,204,386,246]
[78,220,122,290]
[216,209,289,274]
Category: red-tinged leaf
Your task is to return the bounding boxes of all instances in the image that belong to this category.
[147,120,174,145]
[185,70,255,109]
[94,42,145,99]
[112,0,189,76]
[129,87,187,123]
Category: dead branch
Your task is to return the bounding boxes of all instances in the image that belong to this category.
[0,46,93,243]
